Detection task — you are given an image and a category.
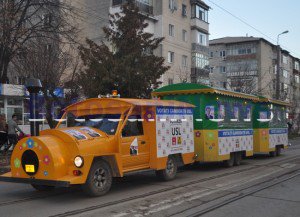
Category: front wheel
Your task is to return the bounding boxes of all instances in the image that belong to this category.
[82,160,112,197]
[31,184,55,191]
[223,153,234,167]
[276,146,282,156]
[156,156,177,181]
[234,152,242,166]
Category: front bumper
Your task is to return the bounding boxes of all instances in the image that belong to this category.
[0,175,70,187]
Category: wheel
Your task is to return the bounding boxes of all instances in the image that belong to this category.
[269,150,276,157]
[82,160,112,197]
[224,153,234,167]
[31,184,55,191]
[276,146,282,156]
[234,152,242,166]
[156,156,177,181]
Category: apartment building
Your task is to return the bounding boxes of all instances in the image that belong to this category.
[209,37,296,102]
[72,0,210,86]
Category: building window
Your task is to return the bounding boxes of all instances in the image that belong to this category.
[295,75,300,83]
[182,55,188,67]
[168,51,175,63]
[197,32,207,46]
[220,66,226,73]
[191,5,208,22]
[283,70,289,78]
[182,4,187,16]
[168,78,174,85]
[182,29,187,42]
[192,53,209,69]
[169,24,174,37]
[227,45,257,56]
[169,0,177,10]
[282,55,288,64]
[295,61,300,71]
[220,51,226,57]
[210,51,213,58]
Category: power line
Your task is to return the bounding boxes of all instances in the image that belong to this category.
[207,0,300,57]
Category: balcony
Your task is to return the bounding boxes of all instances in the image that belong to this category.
[112,0,153,15]
[190,18,209,33]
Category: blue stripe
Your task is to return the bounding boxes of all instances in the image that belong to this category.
[156,106,193,115]
[269,129,288,134]
[219,129,253,137]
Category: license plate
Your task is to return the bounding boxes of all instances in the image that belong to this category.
[25,165,35,173]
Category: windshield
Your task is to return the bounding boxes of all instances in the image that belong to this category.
[57,113,122,135]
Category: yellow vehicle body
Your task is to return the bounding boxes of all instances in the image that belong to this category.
[0,98,195,189]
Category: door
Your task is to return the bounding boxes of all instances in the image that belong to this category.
[121,115,150,170]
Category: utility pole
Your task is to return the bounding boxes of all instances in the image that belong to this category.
[276,30,289,100]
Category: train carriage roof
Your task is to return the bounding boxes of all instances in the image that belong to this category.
[152,83,260,101]
[257,96,290,107]
[64,98,195,116]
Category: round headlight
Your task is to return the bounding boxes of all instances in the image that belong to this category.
[74,156,84,168]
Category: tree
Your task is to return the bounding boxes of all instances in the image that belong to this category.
[79,2,169,98]
[13,38,72,128]
[0,0,76,83]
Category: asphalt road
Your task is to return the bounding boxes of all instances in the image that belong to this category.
[0,139,300,217]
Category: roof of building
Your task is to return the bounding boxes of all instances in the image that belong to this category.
[257,96,291,106]
[210,36,262,45]
[152,83,260,101]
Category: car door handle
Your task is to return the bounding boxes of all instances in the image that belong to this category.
[140,140,146,144]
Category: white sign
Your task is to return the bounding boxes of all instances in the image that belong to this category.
[156,107,194,158]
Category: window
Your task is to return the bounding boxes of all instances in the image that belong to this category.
[220,51,226,57]
[192,5,208,22]
[182,55,188,67]
[227,44,257,56]
[169,24,174,37]
[182,29,187,41]
[295,61,300,70]
[220,66,226,73]
[182,4,187,16]
[168,78,174,85]
[210,51,213,58]
[197,32,207,46]
[192,53,209,69]
[283,55,288,64]
[283,70,289,78]
[42,14,52,27]
[169,0,177,10]
[168,51,174,63]
[295,75,300,83]
[122,115,144,137]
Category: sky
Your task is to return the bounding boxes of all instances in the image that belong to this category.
[207,0,300,58]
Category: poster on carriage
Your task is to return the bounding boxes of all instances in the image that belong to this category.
[155,107,194,158]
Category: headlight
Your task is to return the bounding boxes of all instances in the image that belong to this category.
[74,156,84,168]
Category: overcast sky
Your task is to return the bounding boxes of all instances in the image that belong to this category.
[208,0,300,58]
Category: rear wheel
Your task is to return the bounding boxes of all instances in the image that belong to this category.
[234,152,242,166]
[156,156,177,181]
[31,184,55,191]
[224,153,234,167]
[269,150,276,157]
[276,146,282,156]
[82,160,112,197]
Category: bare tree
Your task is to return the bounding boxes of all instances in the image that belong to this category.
[0,0,77,83]
[13,38,72,128]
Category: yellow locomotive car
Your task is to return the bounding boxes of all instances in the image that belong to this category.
[0,98,195,196]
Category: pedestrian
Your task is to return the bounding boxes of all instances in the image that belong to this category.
[7,114,24,150]
[0,114,8,151]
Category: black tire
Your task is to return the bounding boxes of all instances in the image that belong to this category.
[82,160,112,197]
[276,146,282,156]
[224,153,234,167]
[156,156,177,181]
[234,152,242,166]
[269,150,276,157]
[31,184,55,191]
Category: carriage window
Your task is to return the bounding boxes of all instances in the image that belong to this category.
[122,115,144,137]
[244,106,251,121]
[205,106,215,119]
[218,105,225,119]
[233,106,239,120]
